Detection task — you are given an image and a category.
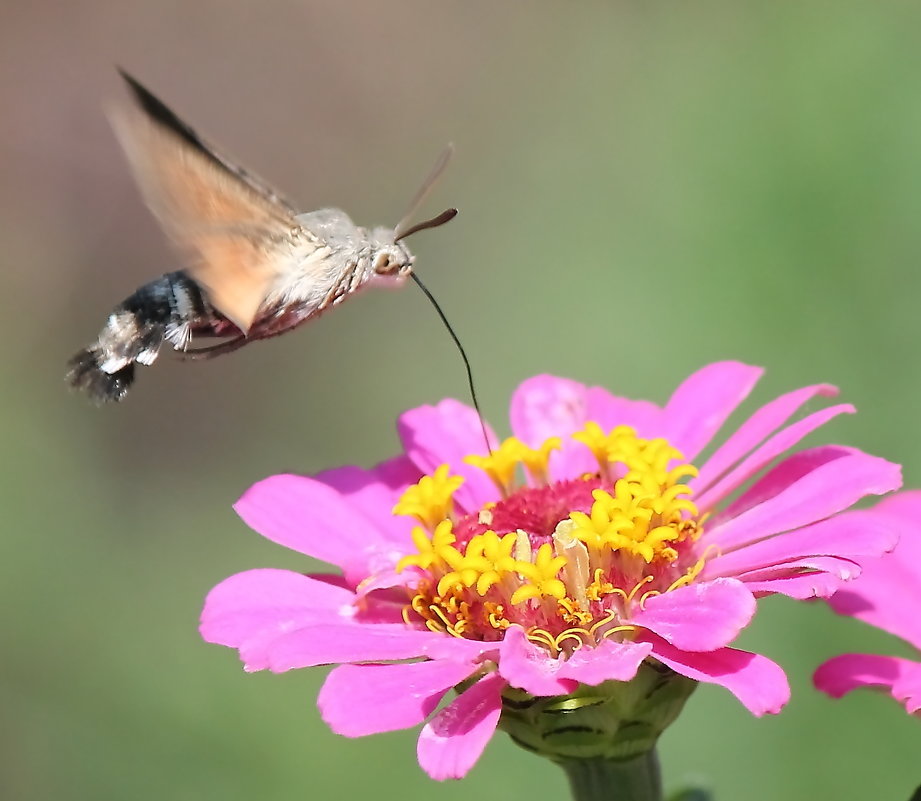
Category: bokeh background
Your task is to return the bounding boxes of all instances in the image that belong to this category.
[4,2,921,799]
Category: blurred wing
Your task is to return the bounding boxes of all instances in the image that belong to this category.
[111,71,309,331]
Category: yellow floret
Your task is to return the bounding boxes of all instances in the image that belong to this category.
[510,544,568,604]
[393,465,464,530]
[464,437,530,495]
[519,437,562,484]
[396,519,458,573]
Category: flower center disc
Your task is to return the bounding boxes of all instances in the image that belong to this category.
[393,425,708,655]
[454,478,604,548]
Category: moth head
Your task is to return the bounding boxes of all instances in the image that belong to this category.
[364,145,458,287]
[369,230,415,281]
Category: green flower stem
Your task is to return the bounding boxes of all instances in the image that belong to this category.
[560,750,662,801]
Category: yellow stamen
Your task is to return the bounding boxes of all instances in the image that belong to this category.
[626,575,654,604]
[484,601,510,630]
[526,628,560,657]
[558,597,593,626]
[555,629,589,651]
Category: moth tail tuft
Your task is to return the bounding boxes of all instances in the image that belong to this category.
[66,348,136,404]
[66,271,214,404]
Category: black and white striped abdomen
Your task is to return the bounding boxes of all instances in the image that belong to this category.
[66,271,211,403]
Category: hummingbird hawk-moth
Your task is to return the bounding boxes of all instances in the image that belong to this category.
[67,71,456,403]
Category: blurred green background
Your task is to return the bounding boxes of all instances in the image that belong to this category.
[4,1,921,799]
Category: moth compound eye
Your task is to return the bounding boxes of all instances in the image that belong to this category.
[373,252,393,273]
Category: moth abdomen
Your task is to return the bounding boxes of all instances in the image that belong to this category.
[66,271,213,403]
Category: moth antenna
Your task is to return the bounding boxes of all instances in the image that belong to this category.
[393,144,455,241]
[394,208,457,243]
[410,272,493,457]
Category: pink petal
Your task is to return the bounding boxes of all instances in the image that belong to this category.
[508,375,664,480]
[704,509,900,580]
[719,445,855,521]
[508,375,596,479]
[313,456,420,546]
[814,654,921,713]
[627,578,756,652]
[709,452,902,552]
[737,555,861,583]
[738,556,860,582]
[497,627,652,695]
[354,568,415,598]
[397,400,498,512]
[828,492,921,649]
[261,622,493,673]
[496,626,653,695]
[234,474,405,584]
[893,666,921,713]
[694,383,838,494]
[555,638,653,685]
[417,672,505,780]
[199,569,357,671]
[349,595,408,624]
[201,569,354,637]
[694,404,855,512]
[584,387,662,438]
[644,635,790,716]
[741,571,847,600]
[497,626,576,695]
[871,491,921,566]
[319,660,478,737]
[831,586,921,651]
[732,555,862,598]
[510,375,592,448]
[662,362,764,462]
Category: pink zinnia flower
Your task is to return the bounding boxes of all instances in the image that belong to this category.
[201,362,902,779]
[814,492,921,714]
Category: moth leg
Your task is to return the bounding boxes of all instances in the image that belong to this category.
[179,335,250,360]
[183,257,366,361]
[318,260,358,311]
